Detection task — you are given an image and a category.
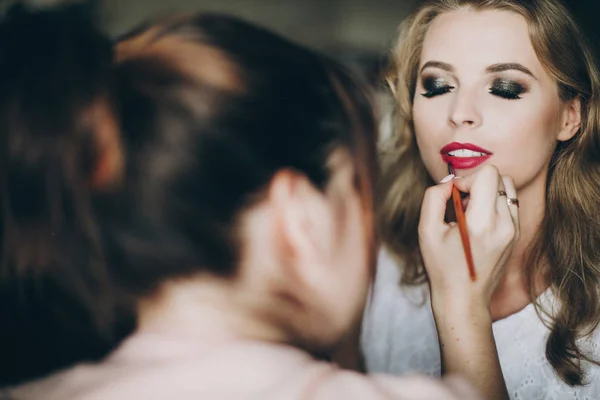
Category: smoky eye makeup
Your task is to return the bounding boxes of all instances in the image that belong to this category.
[420,75,455,98]
[489,78,528,100]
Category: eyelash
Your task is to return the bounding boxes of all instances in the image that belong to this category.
[420,77,528,100]
[489,78,527,100]
[421,78,454,98]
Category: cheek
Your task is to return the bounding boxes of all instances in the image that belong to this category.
[346,202,372,286]
[337,197,372,304]
[314,194,371,340]
[487,103,559,185]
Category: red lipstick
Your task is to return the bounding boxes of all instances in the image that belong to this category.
[441,142,492,170]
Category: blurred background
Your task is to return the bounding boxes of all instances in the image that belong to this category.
[3,0,600,108]
[2,0,421,84]
[6,0,598,77]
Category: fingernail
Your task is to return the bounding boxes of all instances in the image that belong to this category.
[439,174,454,183]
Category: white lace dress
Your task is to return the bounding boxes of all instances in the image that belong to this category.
[361,249,600,400]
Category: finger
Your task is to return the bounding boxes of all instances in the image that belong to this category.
[463,165,501,225]
[494,176,510,223]
[448,173,474,193]
[501,175,519,236]
[419,178,454,234]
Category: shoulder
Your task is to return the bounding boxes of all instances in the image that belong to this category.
[311,371,481,400]
[6,341,321,399]
[492,290,600,398]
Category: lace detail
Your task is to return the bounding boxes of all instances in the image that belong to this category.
[361,250,600,400]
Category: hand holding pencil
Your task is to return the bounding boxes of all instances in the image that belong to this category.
[417,164,520,310]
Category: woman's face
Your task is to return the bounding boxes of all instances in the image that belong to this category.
[311,153,374,344]
[413,8,570,191]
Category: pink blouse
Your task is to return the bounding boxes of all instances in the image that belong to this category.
[8,333,480,399]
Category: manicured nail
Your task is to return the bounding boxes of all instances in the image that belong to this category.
[439,174,454,183]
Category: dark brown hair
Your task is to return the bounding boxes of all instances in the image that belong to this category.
[0,3,133,385]
[0,5,377,385]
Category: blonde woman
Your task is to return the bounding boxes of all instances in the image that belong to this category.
[361,0,600,399]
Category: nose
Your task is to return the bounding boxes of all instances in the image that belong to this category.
[448,88,482,129]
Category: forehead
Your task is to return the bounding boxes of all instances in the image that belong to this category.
[421,9,543,74]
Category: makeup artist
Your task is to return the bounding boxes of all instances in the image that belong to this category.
[359,0,600,399]
[0,4,483,399]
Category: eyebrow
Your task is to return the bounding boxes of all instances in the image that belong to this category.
[420,60,537,80]
[420,61,454,73]
[486,63,537,80]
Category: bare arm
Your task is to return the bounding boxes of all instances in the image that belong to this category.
[432,297,509,400]
[418,166,518,400]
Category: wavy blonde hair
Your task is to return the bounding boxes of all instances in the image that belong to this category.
[380,0,600,385]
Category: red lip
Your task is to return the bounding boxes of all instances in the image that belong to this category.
[440,142,492,154]
[440,142,493,170]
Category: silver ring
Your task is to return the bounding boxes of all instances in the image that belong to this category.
[507,198,519,207]
[497,190,507,197]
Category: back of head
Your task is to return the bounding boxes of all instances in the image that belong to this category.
[0,3,134,386]
[102,14,377,293]
[0,8,377,384]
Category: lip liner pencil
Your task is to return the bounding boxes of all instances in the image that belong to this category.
[448,164,477,282]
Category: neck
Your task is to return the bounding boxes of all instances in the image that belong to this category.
[136,276,289,344]
[490,172,550,321]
